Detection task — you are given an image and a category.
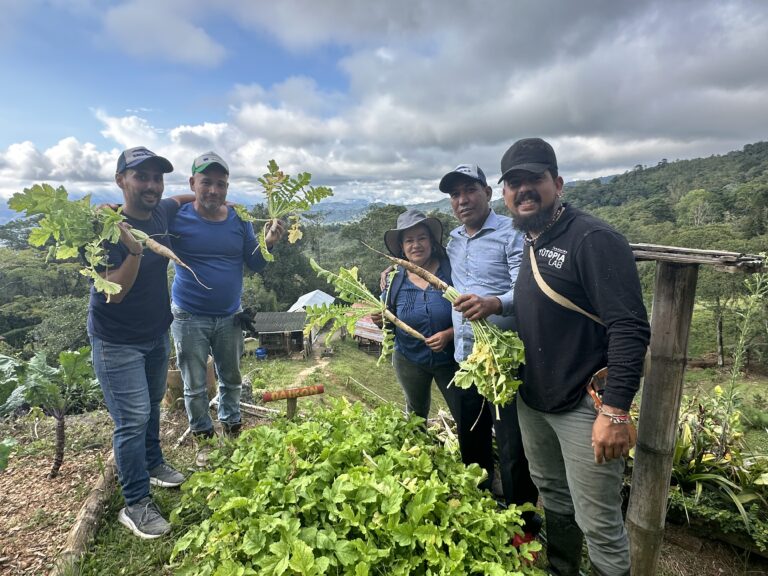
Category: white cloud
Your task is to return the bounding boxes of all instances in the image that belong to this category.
[103,0,226,66]
[95,109,162,149]
[45,137,114,181]
[3,142,54,181]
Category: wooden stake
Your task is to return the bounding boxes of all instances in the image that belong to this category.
[626,262,699,575]
[286,397,297,420]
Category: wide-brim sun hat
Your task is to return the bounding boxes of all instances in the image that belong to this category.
[384,209,444,258]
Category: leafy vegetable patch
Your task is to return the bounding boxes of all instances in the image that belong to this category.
[171,399,540,575]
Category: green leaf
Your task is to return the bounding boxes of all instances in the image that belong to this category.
[27,226,53,247]
[288,540,315,574]
[0,438,17,472]
[334,540,358,566]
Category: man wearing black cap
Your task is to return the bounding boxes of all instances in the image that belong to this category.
[168,152,284,466]
[500,138,650,576]
[438,164,540,544]
[89,146,191,539]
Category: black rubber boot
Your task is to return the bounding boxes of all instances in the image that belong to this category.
[544,509,584,576]
[193,428,215,439]
[222,422,242,438]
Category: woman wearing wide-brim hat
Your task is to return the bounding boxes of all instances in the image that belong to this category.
[380,209,456,420]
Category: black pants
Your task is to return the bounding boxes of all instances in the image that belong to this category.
[438,380,538,509]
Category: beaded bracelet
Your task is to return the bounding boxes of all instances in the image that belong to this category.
[598,407,632,425]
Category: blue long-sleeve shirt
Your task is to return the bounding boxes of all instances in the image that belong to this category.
[384,259,455,366]
[168,203,267,316]
[446,209,524,362]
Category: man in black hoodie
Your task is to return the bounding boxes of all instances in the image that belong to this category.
[500,138,650,576]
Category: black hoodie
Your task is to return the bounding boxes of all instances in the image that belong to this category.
[512,204,650,412]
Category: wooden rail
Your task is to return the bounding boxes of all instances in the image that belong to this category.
[630,243,764,272]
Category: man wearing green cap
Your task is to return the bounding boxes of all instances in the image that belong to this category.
[168,152,284,465]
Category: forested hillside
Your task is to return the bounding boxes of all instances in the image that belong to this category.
[566,141,768,248]
[0,141,766,368]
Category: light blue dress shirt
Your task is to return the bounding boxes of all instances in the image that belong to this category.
[446,209,524,363]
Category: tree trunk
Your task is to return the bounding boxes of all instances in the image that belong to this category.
[51,452,117,575]
[716,312,724,367]
[49,414,65,478]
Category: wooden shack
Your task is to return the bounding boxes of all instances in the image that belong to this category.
[352,303,384,352]
[250,312,307,356]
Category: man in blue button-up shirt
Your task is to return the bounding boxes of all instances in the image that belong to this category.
[440,164,540,540]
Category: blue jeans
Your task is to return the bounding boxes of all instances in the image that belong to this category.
[517,393,629,575]
[171,304,243,433]
[90,333,170,506]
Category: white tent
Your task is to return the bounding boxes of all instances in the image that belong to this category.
[288,289,335,312]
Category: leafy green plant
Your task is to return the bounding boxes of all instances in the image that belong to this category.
[305,259,425,364]
[0,438,17,472]
[170,399,539,575]
[0,346,102,477]
[671,271,768,533]
[0,353,22,406]
[8,183,203,297]
[233,160,333,262]
[667,489,768,552]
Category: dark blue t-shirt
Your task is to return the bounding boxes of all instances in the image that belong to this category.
[385,260,455,366]
[87,198,179,344]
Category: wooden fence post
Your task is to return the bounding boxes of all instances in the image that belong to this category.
[626,262,699,575]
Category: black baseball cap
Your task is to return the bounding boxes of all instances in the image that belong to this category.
[498,138,557,183]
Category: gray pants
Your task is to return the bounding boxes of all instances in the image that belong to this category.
[392,350,457,419]
[517,393,630,576]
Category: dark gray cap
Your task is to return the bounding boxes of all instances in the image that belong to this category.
[439,164,487,193]
[116,146,173,174]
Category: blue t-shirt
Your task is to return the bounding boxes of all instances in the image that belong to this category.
[385,260,455,367]
[169,203,267,316]
[87,198,178,344]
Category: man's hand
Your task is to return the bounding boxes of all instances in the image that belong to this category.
[117,222,143,256]
[591,405,634,464]
[452,294,502,321]
[97,202,121,212]
[265,219,285,249]
[370,311,384,328]
[379,265,394,291]
[425,329,453,352]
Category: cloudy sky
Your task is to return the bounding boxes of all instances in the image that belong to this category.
[1,0,767,207]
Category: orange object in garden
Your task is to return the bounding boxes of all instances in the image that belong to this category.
[262,385,324,403]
